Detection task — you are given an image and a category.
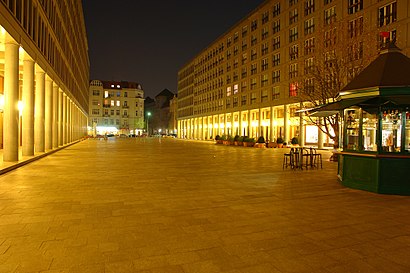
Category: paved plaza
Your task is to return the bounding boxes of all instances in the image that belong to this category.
[0,138,410,273]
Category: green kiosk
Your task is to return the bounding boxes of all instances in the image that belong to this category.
[319,45,410,195]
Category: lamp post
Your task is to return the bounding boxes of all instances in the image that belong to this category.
[146,112,151,136]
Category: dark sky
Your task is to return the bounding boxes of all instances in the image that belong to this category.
[82,0,266,98]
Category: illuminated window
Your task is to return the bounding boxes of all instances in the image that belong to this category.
[227,86,232,96]
[116,101,120,107]
[233,84,239,94]
[104,91,109,98]
[111,100,114,106]
[379,29,396,49]
[289,83,298,97]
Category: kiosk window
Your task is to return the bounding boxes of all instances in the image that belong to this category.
[362,111,377,151]
[382,110,401,152]
[345,109,360,150]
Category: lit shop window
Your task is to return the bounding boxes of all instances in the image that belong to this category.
[382,109,402,153]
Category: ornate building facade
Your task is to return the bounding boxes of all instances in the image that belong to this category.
[0,0,89,161]
[177,0,409,147]
[88,80,144,136]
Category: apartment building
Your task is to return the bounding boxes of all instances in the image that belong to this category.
[88,80,145,136]
[177,0,409,147]
[0,0,89,161]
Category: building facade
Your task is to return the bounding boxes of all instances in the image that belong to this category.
[177,0,410,147]
[88,80,144,136]
[0,0,89,161]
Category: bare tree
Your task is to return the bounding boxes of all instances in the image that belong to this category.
[297,16,379,148]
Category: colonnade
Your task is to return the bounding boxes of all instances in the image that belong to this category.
[1,37,87,162]
[178,104,328,148]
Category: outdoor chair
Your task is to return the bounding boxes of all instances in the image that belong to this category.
[310,148,323,168]
[283,148,295,169]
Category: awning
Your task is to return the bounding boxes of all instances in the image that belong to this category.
[317,97,376,111]
[304,97,374,117]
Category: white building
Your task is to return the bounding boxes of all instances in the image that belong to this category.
[88,80,145,136]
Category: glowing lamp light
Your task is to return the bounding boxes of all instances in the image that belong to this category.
[213,124,218,129]
[242,121,248,127]
[18,100,24,116]
[226,122,232,128]
[261,121,268,127]
[219,123,225,128]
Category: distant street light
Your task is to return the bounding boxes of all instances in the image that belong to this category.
[147,112,151,136]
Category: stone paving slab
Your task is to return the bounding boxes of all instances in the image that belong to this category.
[0,137,410,272]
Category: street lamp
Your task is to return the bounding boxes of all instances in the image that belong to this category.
[146,112,151,136]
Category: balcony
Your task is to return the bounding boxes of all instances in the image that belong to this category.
[122,115,129,118]
[103,104,111,108]
[103,114,110,117]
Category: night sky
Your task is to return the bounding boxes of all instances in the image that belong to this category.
[82,0,266,98]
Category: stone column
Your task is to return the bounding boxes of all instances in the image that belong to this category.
[44,76,53,150]
[299,103,305,146]
[284,104,289,142]
[258,108,262,138]
[270,107,274,141]
[52,85,58,148]
[35,70,45,153]
[58,90,63,146]
[22,58,35,156]
[3,39,19,162]
[63,94,67,144]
